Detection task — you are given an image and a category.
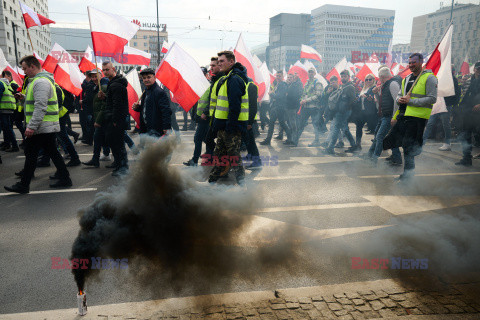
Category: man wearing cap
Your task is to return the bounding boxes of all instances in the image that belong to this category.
[133,68,171,137]
[456,61,480,166]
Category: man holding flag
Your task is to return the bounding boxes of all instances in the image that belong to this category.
[392,53,438,181]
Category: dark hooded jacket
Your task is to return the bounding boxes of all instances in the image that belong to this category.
[139,81,172,135]
[212,62,248,134]
[104,74,129,128]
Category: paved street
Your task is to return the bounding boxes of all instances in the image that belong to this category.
[1,116,480,318]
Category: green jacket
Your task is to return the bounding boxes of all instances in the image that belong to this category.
[93,84,108,125]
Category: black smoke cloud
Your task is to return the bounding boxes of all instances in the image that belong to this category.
[70,136,299,294]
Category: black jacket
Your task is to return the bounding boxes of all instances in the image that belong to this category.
[270,80,287,109]
[247,79,258,125]
[212,63,248,134]
[139,82,172,135]
[459,75,480,130]
[286,80,303,110]
[82,80,97,114]
[104,75,129,128]
[444,76,460,107]
[203,72,224,117]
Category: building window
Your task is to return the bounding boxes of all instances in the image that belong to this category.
[6,31,9,40]
[3,1,5,9]
[133,42,137,46]
[5,16,7,24]
[8,47,11,54]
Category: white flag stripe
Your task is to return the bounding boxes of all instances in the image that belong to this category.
[87,7,139,42]
[163,42,210,96]
[19,1,41,26]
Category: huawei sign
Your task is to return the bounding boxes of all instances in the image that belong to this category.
[132,19,141,27]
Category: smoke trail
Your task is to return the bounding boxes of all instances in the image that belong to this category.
[70,135,299,293]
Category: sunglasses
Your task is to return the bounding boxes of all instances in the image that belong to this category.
[365,79,374,81]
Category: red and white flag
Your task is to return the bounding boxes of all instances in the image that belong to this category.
[0,48,23,86]
[42,43,64,73]
[33,51,44,65]
[19,1,54,29]
[155,42,210,112]
[234,34,266,101]
[53,45,85,96]
[53,44,85,96]
[259,62,271,102]
[325,57,348,81]
[300,44,322,63]
[460,54,470,76]
[87,6,139,58]
[78,45,97,73]
[425,24,454,97]
[115,46,151,65]
[125,69,142,127]
[289,61,308,85]
[161,41,170,54]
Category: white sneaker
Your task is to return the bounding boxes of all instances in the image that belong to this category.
[438,143,451,151]
[99,154,111,161]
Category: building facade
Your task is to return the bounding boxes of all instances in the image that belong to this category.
[310,4,395,72]
[0,0,51,66]
[251,42,268,64]
[129,27,168,67]
[267,13,311,71]
[410,3,480,70]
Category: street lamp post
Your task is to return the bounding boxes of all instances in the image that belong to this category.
[156,0,161,65]
[11,22,19,66]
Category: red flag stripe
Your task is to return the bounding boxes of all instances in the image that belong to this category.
[54,67,82,96]
[91,31,128,58]
[156,60,200,112]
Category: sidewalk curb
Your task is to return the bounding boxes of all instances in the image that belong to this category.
[1,276,479,319]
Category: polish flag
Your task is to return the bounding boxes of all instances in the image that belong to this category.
[470,64,475,74]
[346,62,356,74]
[300,44,322,63]
[88,6,139,58]
[53,45,85,96]
[252,55,263,68]
[425,24,454,97]
[125,69,142,127]
[460,54,470,76]
[325,57,348,81]
[0,48,23,86]
[234,34,266,101]
[270,68,277,84]
[155,42,210,112]
[115,46,151,65]
[78,45,97,73]
[19,1,55,29]
[397,65,412,79]
[259,62,271,102]
[161,41,170,54]
[42,43,64,73]
[289,61,308,85]
[355,64,377,81]
[33,52,44,65]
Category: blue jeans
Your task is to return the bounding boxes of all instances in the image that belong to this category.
[328,110,355,149]
[369,116,402,161]
[423,112,451,144]
[0,113,17,147]
[192,119,210,163]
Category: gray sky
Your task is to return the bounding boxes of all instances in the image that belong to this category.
[48,0,474,65]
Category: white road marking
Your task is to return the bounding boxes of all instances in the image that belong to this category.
[362,195,480,215]
[358,172,480,179]
[253,174,346,181]
[258,202,375,213]
[0,188,97,196]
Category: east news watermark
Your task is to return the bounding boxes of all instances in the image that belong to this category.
[351,257,428,270]
[51,257,128,270]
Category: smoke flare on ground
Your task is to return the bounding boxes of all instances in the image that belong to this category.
[70,136,299,293]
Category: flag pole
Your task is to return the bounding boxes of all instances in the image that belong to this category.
[18,1,35,52]
[87,6,101,88]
